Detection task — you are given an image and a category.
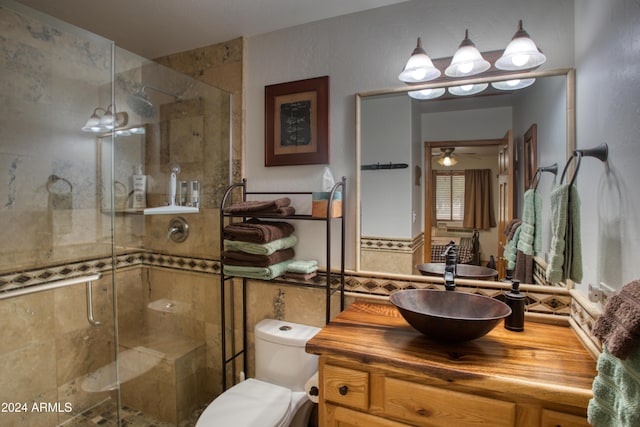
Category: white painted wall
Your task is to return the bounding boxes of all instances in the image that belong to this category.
[246,0,575,268]
[574,0,640,294]
[361,94,413,238]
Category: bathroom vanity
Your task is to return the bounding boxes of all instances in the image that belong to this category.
[306,301,597,427]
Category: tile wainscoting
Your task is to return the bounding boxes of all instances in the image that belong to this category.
[0,251,602,358]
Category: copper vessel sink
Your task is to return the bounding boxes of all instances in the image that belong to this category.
[389,289,511,342]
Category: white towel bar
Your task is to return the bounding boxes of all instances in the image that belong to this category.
[0,274,102,300]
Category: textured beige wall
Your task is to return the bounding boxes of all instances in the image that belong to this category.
[154,37,245,182]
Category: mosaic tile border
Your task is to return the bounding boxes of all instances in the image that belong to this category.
[342,271,573,317]
[1,252,576,319]
[360,234,424,253]
[569,289,603,358]
[0,251,220,293]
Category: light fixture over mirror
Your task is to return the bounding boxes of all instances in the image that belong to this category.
[82,105,128,133]
[495,20,546,71]
[448,83,488,96]
[399,19,545,97]
[445,30,490,78]
[491,78,536,91]
[408,87,446,100]
[398,37,441,83]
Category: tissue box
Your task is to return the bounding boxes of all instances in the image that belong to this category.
[312,192,342,218]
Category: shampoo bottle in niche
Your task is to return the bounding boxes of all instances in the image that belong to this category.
[504,280,525,332]
[131,165,147,209]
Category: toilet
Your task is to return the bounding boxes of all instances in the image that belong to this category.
[196,318,321,427]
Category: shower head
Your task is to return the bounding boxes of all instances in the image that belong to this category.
[127,90,155,117]
[126,85,182,118]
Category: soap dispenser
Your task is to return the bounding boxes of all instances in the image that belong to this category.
[504,280,525,332]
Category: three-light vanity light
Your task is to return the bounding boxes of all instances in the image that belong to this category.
[400,20,546,100]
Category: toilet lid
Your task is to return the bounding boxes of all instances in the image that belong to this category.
[196,378,291,427]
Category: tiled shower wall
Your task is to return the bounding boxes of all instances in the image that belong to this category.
[1,2,240,425]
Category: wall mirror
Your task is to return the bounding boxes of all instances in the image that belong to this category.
[356,68,575,287]
[98,125,148,213]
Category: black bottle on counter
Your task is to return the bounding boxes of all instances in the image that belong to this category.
[502,269,514,283]
[504,280,525,332]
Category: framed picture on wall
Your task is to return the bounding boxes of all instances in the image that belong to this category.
[265,76,329,166]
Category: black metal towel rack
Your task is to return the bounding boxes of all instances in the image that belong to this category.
[361,162,408,171]
[560,143,609,186]
[530,163,558,190]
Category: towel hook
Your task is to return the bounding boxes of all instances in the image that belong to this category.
[46,174,73,193]
[560,143,608,186]
[531,163,558,190]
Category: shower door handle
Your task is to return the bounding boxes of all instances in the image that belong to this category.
[86,281,102,327]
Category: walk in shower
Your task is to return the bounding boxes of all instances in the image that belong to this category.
[1,1,232,425]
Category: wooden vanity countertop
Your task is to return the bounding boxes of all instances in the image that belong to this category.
[306,301,598,409]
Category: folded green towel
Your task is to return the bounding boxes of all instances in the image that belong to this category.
[224,235,297,255]
[287,260,318,274]
[588,346,640,427]
[223,260,292,280]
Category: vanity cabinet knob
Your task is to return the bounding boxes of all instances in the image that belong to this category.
[339,385,349,395]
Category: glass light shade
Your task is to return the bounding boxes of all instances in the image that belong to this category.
[437,155,458,167]
[100,110,116,130]
[81,113,103,132]
[399,37,441,83]
[495,20,546,71]
[491,78,536,90]
[445,30,490,77]
[448,82,488,96]
[408,87,445,100]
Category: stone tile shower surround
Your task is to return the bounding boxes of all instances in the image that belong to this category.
[1,2,237,425]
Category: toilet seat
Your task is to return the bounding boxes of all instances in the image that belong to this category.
[196,378,292,427]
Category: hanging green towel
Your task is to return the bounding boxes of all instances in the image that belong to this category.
[517,189,542,255]
[566,184,583,282]
[546,184,583,283]
[546,185,569,283]
[588,346,640,427]
[504,225,522,271]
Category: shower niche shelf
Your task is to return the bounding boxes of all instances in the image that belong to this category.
[144,205,199,215]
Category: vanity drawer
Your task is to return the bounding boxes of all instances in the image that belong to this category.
[323,364,370,410]
[540,409,589,427]
[383,377,516,427]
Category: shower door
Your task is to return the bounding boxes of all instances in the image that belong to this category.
[0,1,122,426]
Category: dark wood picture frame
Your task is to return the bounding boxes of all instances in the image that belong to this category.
[523,124,537,190]
[265,76,329,166]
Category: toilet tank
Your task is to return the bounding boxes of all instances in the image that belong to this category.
[254,319,321,391]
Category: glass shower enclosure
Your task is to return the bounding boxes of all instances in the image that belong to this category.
[0,1,231,425]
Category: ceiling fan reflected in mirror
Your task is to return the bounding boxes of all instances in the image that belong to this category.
[433,147,484,167]
[436,147,458,166]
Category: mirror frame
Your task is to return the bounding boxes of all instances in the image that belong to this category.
[355,68,576,279]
